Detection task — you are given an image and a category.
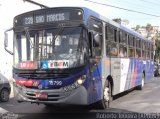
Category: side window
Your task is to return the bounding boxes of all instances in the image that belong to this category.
[88,18,102,33]
[106,26,114,41]
[89,18,103,57]
[106,25,118,57]
[151,43,154,60]
[128,35,135,58]
[146,42,150,59]
[142,41,146,59]
[119,31,127,58]
[93,34,102,56]
[120,32,127,45]
[136,38,141,58]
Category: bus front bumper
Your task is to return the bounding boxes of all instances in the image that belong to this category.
[13,84,88,105]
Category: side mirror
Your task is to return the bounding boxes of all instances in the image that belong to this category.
[4,27,13,55]
[4,33,8,47]
[94,34,100,43]
[93,33,101,47]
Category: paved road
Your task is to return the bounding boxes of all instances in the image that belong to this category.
[1,77,160,119]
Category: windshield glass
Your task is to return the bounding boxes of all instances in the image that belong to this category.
[14,27,88,69]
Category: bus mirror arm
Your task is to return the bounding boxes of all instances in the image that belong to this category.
[4,27,13,55]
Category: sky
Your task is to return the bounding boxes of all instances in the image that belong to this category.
[0,0,160,77]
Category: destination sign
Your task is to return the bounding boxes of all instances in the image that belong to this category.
[14,8,83,27]
[23,13,69,25]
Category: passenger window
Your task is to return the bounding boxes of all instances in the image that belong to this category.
[142,50,145,59]
[106,26,114,41]
[128,35,135,58]
[135,38,141,58]
[128,35,134,46]
[119,31,127,58]
[93,34,102,56]
[128,48,135,57]
[120,32,127,45]
[119,45,127,57]
[88,18,102,33]
[136,49,141,58]
[106,25,118,57]
[106,41,118,57]
[151,51,154,60]
[147,51,150,59]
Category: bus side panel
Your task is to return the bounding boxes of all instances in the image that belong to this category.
[101,58,154,97]
[102,57,121,96]
[134,59,144,87]
[111,58,142,95]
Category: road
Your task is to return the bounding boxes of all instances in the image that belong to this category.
[1,77,160,119]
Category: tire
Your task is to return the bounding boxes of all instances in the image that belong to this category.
[97,80,112,109]
[137,73,145,90]
[0,88,10,102]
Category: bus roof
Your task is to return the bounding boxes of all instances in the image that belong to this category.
[81,7,153,43]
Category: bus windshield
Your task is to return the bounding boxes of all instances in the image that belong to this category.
[14,27,87,69]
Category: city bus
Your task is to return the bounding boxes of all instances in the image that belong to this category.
[4,7,154,109]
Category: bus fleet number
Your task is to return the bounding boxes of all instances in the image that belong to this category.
[49,81,62,86]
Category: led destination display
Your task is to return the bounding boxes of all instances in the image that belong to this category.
[14,8,83,27]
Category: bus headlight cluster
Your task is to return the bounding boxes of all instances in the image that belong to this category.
[63,75,86,92]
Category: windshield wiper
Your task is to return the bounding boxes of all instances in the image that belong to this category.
[24,28,34,48]
[52,27,64,44]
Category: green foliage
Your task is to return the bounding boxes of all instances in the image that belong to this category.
[155,40,160,51]
[135,25,140,31]
[155,35,160,61]
[112,18,121,24]
[146,23,153,32]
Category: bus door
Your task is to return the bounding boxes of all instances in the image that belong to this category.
[88,18,103,103]
[88,32,103,103]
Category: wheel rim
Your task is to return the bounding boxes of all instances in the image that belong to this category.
[1,89,9,101]
[104,86,109,103]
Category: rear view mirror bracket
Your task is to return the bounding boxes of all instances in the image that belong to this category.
[4,27,13,55]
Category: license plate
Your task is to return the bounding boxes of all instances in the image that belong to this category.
[35,92,48,99]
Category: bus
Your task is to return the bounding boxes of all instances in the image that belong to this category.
[4,7,154,109]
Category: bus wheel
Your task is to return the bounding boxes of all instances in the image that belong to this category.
[97,80,112,109]
[0,88,10,102]
[137,73,145,90]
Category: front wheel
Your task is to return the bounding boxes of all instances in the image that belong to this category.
[97,80,112,109]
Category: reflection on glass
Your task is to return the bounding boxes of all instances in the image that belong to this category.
[14,27,87,68]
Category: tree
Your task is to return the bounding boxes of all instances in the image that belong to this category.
[112,18,121,24]
[155,40,160,61]
[146,23,153,38]
[135,25,140,31]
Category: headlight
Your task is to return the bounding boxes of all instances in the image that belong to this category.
[77,79,83,85]
[63,75,86,92]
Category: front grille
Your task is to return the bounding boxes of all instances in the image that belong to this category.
[25,86,62,90]
[19,86,71,102]
[13,66,85,80]
[17,72,70,79]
